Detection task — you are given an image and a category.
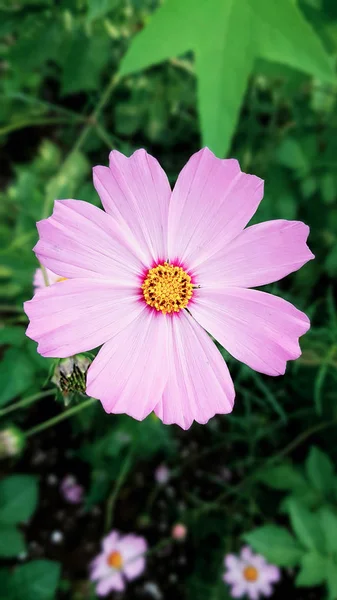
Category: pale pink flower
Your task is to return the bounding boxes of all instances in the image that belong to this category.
[24,148,313,429]
[90,530,147,596]
[155,464,170,484]
[172,523,187,540]
[60,475,84,504]
[223,546,280,599]
[33,267,67,290]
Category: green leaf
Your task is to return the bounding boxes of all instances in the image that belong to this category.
[0,475,38,525]
[287,498,325,552]
[0,526,25,558]
[321,174,336,204]
[327,559,337,600]
[119,0,333,156]
[295,551,327,587]
[251,0,334,81]
[60,31,111,95]
[0,349,34,407]
[319,508,337,554]
[10,560,61,600]
[277,138,309,174]
[258,464,307,491]
[244,525,304,566]
[306,446,335,495]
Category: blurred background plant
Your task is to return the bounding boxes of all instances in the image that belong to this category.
[1,0,337,599]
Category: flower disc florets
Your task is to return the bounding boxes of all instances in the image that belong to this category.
[142,262,193,314]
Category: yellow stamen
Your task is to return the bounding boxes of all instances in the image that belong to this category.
[243,565,258,582]
[142,262,193,315]
[107,551,123,569]
[56,277,67,283]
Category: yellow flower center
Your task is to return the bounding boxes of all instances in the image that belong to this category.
[107,551,123,570]
[243,565,259,582]
[142,262,193,314]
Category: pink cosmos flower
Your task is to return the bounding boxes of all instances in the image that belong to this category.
[24,148,313,429]
[90,530,147,596]
[60,474,84,504]
[223,546,280,599]
[33,267,67,290]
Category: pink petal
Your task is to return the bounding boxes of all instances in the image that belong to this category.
[168,148,263,270]
[24,279,143,357]
[93,149,171,264]
[119,535,147,561]
[263,565,281,584]
[154,311,235,429]
[190,288,310,376]
[34,199,144,281]
[241,546,255,562]
[90,553,111,581]
[195,220,314,288]
[86,309,169,420]
[96,572,124,596]
[103,531,120,554]
[247,586,260,600]
[258,582,273,597]
[230,583,246,598]
[225,554,241,570]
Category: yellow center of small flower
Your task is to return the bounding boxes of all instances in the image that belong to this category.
[243,566,259,582]
[142,262,193,314]
[107,551,123,570]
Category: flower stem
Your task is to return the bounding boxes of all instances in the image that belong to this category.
[105,447,134,531]
[42,73,120,219]
[0,389,54,418]
[25,397,96,438]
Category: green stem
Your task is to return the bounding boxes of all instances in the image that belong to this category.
[25,397,96,438]
[0,390,54,418]
[3,91,87,120]
[42,73,119,219]
[105,447,134,531]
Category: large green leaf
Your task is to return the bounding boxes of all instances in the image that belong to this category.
[306,446,335,496]
[0,475,38,525]
[319,507,337,554]
[295,551,327,587]
[287,498,325,552]
[119,0,334,156]
[258,463,307,491]
[0,526,25,558]
[251,0,334,79]
[0,349,34,407]
[10,560,61,600]
[327,559,337,600]
[244,525,304,566]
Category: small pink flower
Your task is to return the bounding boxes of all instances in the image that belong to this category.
[223,546,280,599]
[90,530,147,596]
[25,148,313,429]
[33,267,66,290]
[60,475,84,504]
[155,464,170,485]
[172,523,187,541]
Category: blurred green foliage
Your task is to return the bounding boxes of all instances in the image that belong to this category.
[1,0,337,599]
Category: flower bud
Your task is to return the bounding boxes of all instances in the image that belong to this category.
[52,355,91,404]
[0,425,25,459]
[171,523,187,541]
